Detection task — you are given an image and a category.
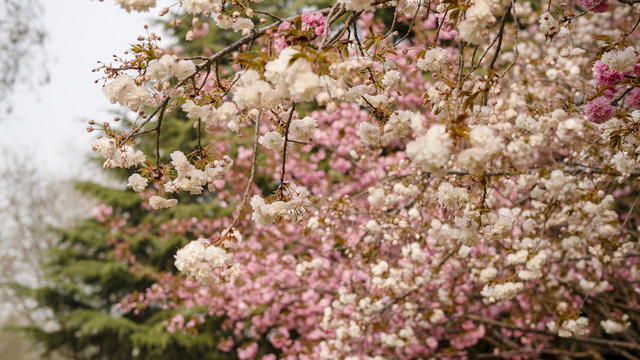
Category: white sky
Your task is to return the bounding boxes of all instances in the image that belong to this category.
[0,0,161,177]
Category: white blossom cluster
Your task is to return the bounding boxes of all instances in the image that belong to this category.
[214,15,254,35]
[457,0,500,44]
[289,116,318,142]
[406,124,452,173]
[329,58,372,82]
[164,151,233,195]
[251,183,311,225]
[182,100,238,131]
[147,54,196,81]
[457,125,503,174]
[295,258,324,276]
[113,0,156,12]
[380,110,421,146]
[264,48,321,102]
[518,251,547,281]
[539,12,561,37]
[478,267,498,282]
[601,47,637,73]
[417,47,448,72]
[149,195,178,209]
[103,74,156,112]
[259,131,285,153]
[127,173,148,192]
[547,317,590,338]
[338,0,373,13]
[437,183,468,209]
[358,122,381,146]
[395,0,427,17]
[600,315,630,334]
[174,231,241,283]
[578,278,609,294]
[234,70,281,110]
[453,210,482,246]
[92,137,146,169]
[259,116,318,153]
[480,281,524,303]
[542,170,574,198]
[181,0,222,14]
[382,70,400,88]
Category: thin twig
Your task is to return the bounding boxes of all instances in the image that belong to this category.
[196,119,202,153]
[326,11,361,48]
[155,101,169,165]
[622,191,640,230]
[488,1,512,71]
[433,10,447,45]
[454,41,465,119]
[612,86,634,107]
[563,0,606,22]
[228,111,261,230]
[394,1,422,45]
[623,15,640,41]
[280,103,296,186]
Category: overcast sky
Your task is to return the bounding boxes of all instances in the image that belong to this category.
[0,0,161,177]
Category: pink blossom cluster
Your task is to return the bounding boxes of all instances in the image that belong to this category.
[585,49,639,123]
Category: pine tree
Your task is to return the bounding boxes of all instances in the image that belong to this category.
[13,135,240,359]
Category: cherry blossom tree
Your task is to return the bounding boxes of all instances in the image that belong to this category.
[85,0,640,358]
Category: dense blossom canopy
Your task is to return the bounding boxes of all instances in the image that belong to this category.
[88,0,640,358]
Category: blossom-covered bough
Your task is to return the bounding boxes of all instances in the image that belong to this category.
[90,0,640,358]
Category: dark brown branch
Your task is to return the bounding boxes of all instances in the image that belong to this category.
[252,9,284,23]
[488,1,512,71]
[472,348,599,359]
[196,118,202,154]
[280,103,296,186]
[462,4,515,83]
[155,101,169,166]
[466,314,640,350]
[455,41,465,116]
[433,9,447,45]
[195,67,211,94]
[444,164,640,178]
[612,86,635,107]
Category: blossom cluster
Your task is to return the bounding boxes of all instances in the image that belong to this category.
[173,229,242,283]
